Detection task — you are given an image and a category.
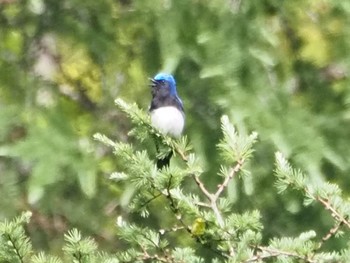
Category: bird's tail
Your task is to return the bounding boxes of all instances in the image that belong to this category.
[153,134,174,169]
[157,151,173,169]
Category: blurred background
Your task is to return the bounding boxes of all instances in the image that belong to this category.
[1,0,350,255]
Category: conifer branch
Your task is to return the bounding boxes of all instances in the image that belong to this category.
[246,246,316,263]
[140,250,172,263]
[316,221,343,250]
[275,152,350,241]
[0,211,33,262]
[192,175,212,202]
[192,159,244,228]
[174,147,188,162]
[314,195,350,229]
[165,176,232,259]
[139,193,162,208]
[165,175,192,234]
[214,159,243,200]
[192,175,224,227]
[194,201,211,208]
[159,225,185,235]
[102,99,350,262]
[6,234,25,263]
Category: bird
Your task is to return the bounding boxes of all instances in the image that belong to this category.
[149,73,185,168]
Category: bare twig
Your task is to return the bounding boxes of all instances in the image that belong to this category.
[174,147,188,162]
[139,193,162,209]
[193,175,212,202]
[192,175,224,227]
[164,174,229,259]
[321,221,343,243]
[316,221,343,250]
[159,225,185,235]
[171,141,246,255]
[214,159,243,200]
[140,246,174,263]
[194,201,211,208]
[210,199,225,228]
[245,246,316,263]
[192,158,244,228]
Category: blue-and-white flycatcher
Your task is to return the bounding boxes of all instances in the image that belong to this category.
[149,73,184,168]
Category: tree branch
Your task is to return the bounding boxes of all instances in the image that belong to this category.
[192,158,244,228]
[214,159,243,200]
[302,186,350,229]
[316,221,343,250]
[246,246,316,263]
[192,175,212,203]
[6,234,25,263]
[174,147,188,162]
[316,196,350,229]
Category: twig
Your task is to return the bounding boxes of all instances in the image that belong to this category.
[316,196,350,229]
[191,158,243,256]
[159,225,185,235]
[140,246,173,263]
[192,175,224,227]
[193,175,212,203]
[245,246,316,263]
[316,221,343,250]
[214,159,243,200]
[303,187,350,229]
[321,221,343,242]
[192,159,244,228]
[164,175,229,259]
[211,199,225,228]
[6,234,25,263]
[165,174,192,234]
[174,147,188,162]
[193,176,225,227]
[139,193,162,209]
[172,138,245,255]
[194,201,211,208]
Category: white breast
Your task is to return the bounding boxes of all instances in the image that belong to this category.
[150,106,185,137]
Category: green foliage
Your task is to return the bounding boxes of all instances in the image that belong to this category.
[94,100,350,262]
[0,213,117,263]
[0,212,32,263]
[31,252,62,263]
[1,101,350,262]
[4,110,98,202]
[1,0,350,261]
[218,115,258,164]
[63,228,98,262]
[275,152,350,231]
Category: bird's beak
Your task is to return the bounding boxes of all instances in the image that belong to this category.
[149,78,157,88]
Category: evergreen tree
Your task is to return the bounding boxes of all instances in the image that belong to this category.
[1,100,350,262]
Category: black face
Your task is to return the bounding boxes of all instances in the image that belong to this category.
[150,79,171,99]
[149,79,183,112]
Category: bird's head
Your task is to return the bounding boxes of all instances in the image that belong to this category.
[150,73,177,96]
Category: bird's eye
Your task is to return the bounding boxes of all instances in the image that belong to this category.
[161,80,166,83]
